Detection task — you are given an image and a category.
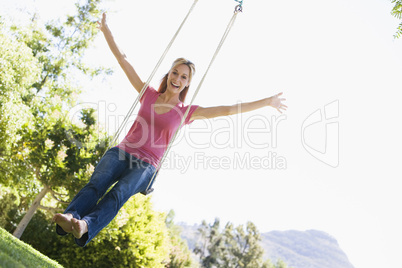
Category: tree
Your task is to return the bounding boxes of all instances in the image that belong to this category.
[194,219,288,268]
[165,210,194,268]
[0,20,41,175]
[194,219,225,268]
[391,0,402,38]
[222,222,265,268]
[0,0,109,239]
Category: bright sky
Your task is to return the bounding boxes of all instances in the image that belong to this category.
[2,0,402,267]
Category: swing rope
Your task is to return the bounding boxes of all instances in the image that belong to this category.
[143,2,243,195]
[105,0,199,155]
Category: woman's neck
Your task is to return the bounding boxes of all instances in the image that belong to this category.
[159,91,181,104]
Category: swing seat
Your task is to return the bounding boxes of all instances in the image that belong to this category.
[140,188,154,196]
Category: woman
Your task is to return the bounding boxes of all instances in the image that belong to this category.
[53,13,287,247]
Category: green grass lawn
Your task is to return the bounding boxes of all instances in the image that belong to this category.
[0,227,63,268]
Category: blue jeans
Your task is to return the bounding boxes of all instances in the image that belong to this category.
[56,147,156,247]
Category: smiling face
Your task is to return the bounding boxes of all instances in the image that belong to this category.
[166,64,191,94]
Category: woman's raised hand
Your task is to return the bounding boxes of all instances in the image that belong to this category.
[97,13,108,32]
[269,92,287,114]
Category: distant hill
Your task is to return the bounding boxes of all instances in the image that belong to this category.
[178,223,354,268]
[261,230,354,268]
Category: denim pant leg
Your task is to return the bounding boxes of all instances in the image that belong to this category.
[56,147,127,235]
[75,157,156,247]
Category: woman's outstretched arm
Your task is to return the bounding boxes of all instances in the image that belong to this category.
[190,93,287,121]
[97,13,145,93]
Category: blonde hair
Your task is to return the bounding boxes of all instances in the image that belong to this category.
[158,58,196,102]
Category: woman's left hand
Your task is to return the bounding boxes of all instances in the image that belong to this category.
[269,92,287,113]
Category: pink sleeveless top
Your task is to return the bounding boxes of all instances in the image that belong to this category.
[117,86,198,168]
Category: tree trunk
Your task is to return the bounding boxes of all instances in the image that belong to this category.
[13,185,50,239]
